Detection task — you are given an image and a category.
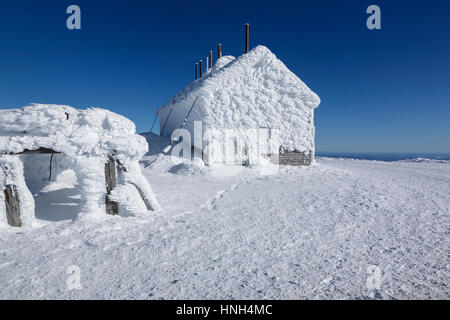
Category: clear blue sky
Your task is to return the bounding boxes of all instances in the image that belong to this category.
[0,0,449,153]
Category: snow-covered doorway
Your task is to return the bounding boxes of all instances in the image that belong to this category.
[21,153,81,221]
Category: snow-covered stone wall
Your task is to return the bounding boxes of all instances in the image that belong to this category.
[0,104,159,227]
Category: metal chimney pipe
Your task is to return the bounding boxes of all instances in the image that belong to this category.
[245,23,249,53]
[218,44,222,59]
[199,60,202,78]
[195,63,198,80]
[209,50,213,69]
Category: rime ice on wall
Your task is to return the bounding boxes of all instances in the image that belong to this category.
[0,104,159,227]
[158,45,320,165]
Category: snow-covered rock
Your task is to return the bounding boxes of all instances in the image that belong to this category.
[158,45,320,165]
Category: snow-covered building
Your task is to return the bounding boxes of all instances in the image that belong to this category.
[0,104,159,227]
[157,45,320,166]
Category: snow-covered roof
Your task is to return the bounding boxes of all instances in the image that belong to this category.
[159,46,320,115]
[157,45,320,152]
[0,104,147,159]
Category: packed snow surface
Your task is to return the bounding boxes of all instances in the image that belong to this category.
[0,156,448,299]
[158,45,320,155]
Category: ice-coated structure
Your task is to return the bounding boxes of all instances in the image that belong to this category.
[157,45,320,166]
[0,104,159,227]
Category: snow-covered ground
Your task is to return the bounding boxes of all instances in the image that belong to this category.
[0,156,449,299]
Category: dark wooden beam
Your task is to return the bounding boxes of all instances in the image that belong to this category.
[130,183,154,211]
[4,185,22,227]
[6,147,61,155]
[105,155,119,215]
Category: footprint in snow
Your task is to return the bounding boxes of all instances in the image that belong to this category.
[206,184,237,211]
